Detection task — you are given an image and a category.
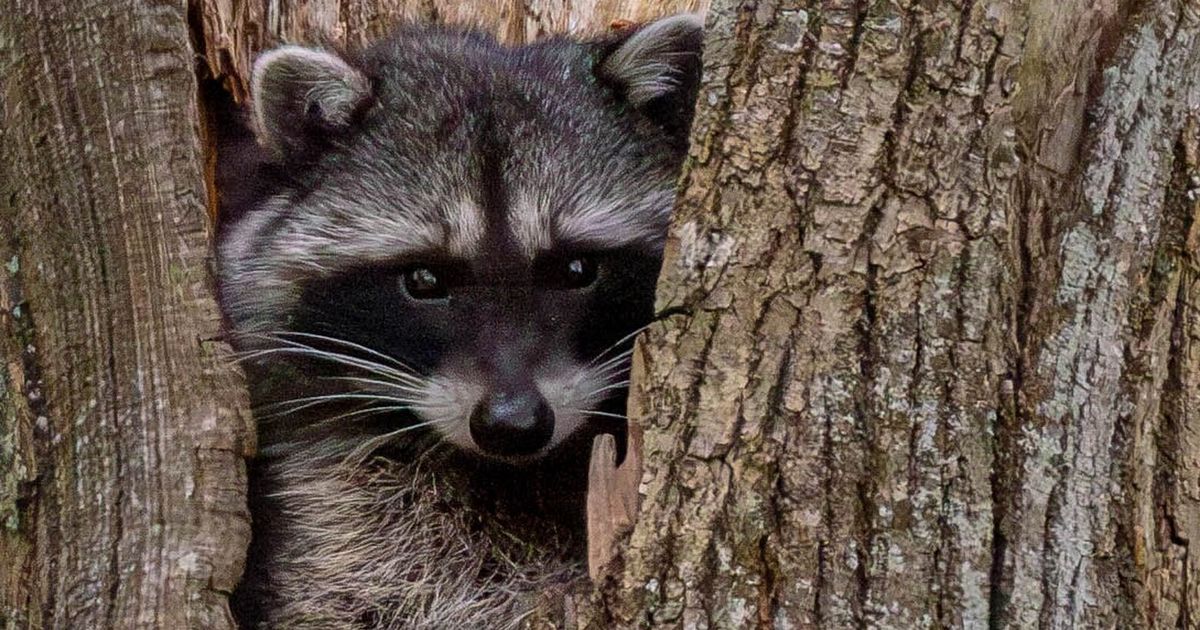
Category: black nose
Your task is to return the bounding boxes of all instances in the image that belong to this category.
[469,389,555,457]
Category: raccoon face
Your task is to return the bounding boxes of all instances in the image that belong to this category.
[218,16,702,460]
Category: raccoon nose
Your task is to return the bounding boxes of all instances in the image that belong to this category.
[469,389,555,457]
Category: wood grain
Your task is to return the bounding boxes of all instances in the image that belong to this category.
[1,1,251,627]
[194,0,710,102]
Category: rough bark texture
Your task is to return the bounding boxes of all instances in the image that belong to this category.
[593,0,1200,628]
[0,1,251,628]
[192,0,709,103]
[3,0,1198,628]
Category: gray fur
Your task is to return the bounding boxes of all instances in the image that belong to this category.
[217,16,703,628]
[221,28,691,334]
[252,46,373,157]
[599,14,705,105]
[249,448,580,628]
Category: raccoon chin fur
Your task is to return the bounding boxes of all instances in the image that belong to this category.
[216,15,703,628]
[238,447,583,628]
[232,380,600,627]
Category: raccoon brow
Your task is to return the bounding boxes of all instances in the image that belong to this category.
[535,242,641,261]
[360,254,474,282]
[370,251,469,269]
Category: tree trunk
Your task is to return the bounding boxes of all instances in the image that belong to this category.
[0,2,251,628]
[4,0,1197,628]
[588,0,1200,627]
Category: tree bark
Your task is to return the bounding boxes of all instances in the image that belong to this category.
[0,1,252,628]
[4,0,1198,628]
[192,0,710,102]
[590,0,1200,628]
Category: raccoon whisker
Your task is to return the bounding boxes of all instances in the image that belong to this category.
[253,399,341,421]
[584,323,653,368]
[264,402,408,431]
[589,348,636,377]
[235,344,423,385]
[281,401,379,427]
[232,346,394,378]
[252,393,393,421]
[344,419,450,464]
[593,354,633,374]
[312,404,418,428]
[256,393,425,416]
[322,375,430,395]
[590,360,633,383]
[238,334,426,383]
[569,409,629,422]
[269,330,424,375]
[585,381,632,398]
[255,397,425,423]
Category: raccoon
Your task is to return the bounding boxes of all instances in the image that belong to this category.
[215,15,702,628]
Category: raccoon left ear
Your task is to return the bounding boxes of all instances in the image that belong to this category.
[595,14,704,129]
[250,46,373,159]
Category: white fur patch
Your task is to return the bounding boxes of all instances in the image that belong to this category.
[372,357,617,459]
[601,14,704,105]
[509,190,554,256]
[536,360,609,449]
[411,368,484,450]
[445,197,487,257]
[508,184,674,257]
[220,195,489,333]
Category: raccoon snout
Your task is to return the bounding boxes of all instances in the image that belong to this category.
[468,388,555,457]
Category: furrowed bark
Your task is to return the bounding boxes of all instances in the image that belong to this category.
[0,1,250,628]
[3,0,1197,627]
[587,0,1200,627]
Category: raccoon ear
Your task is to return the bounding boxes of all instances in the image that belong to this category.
[596,14,704,124]
[250,46,373,159]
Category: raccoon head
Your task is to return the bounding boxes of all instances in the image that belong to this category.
[217,15,703,461]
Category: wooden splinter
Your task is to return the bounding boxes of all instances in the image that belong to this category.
[585,419,643,581]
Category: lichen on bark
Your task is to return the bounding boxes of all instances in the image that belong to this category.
[591,0,1200,628]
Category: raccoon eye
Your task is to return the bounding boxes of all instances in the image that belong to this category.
[562,257,598,289]
[403,266,447,300]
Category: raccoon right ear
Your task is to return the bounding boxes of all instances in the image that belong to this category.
[595,14,704,138]
[250,46,373,159]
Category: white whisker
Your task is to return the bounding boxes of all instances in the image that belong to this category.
[585,323,653,368]
[295,403,415,431]
[586,381,631,398]
[592,348,635,373]
[236,333,426,386]
[235,345,421,384]
[593,361,633,381]
[256,392,423,417]
[324,375,429,395]
[270,330,422,374]
[344,419,450,464]
[570,409,629,422]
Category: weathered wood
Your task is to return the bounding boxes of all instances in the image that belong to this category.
[0,1,251,628]
[592,0,1200,627]
[193,0,710,101]
[587,427,642,580]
